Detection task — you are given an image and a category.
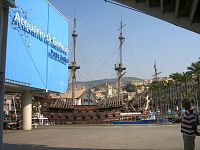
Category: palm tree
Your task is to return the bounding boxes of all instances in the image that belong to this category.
[159,80,171,116]
[149,81,160,112]
[179,72,192,97]
[161,79,174,115]
[169,72,182,115]
[187,60,200,100]
[170,72,181,101]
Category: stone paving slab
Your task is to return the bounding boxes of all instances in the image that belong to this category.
[3,124,200,150]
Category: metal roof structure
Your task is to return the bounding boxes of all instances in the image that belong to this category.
[111,0,200,34]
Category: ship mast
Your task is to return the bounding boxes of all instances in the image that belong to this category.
[152,60,161,112]
[153,60,161,82]
[115,21,126,107]
[68,18,80,105]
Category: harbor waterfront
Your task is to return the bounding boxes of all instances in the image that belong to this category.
[3,124,200,150]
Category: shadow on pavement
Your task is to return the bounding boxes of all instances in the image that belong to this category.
[3,143,156,150]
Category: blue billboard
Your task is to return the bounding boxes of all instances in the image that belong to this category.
[6,0,68,93]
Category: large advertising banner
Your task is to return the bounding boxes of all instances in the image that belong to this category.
[6,0,68,93]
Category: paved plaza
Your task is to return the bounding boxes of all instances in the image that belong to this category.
[3,124,200,150]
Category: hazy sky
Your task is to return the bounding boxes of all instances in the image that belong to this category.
[48,0,200,82]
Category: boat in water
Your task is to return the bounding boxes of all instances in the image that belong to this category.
[112,112,165,124]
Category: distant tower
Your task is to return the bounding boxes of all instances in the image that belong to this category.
[68,18,80,105]
[115,21,126,106]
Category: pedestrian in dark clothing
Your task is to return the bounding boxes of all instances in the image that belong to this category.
[181,98,199,150]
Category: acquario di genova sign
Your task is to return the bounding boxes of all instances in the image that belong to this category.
[12,11,68,65]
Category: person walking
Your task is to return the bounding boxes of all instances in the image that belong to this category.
[181,98,199,150]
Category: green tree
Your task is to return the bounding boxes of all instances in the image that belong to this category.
[123,83,136,92]
[149,81,160,112]
[170,72,181,100]
[158,79,174,116]
[149,81,160,98]
[164,79,174,115]
[187,60,200,100]
[179,72,192,97]
[169,72,182,115]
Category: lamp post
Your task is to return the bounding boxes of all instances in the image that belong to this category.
[0,0,15,149]
[196,89,199,113]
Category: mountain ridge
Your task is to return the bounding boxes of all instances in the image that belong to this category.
[74,77,143,87]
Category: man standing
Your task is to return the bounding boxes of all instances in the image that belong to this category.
[181,98,198,150]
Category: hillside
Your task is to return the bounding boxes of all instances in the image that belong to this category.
[74,77,142,87]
